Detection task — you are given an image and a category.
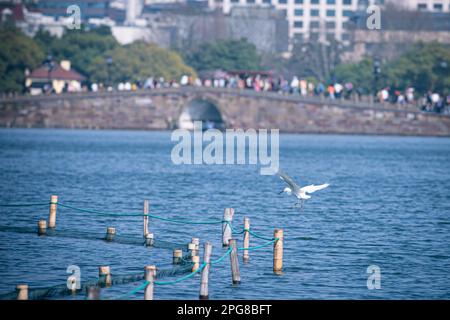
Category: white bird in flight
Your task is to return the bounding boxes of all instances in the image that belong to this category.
[277,171,330,209]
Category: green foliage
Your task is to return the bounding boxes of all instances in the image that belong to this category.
[1,27,196,92]
[185,39,261,72]
[88,41,196,84]
[386,42,450,94]
[0,27,44,93]
[39,28,120,82]
[332,58,374,92]
[332,43,450,95]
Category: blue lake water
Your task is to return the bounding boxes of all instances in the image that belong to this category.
[0,129,450,299]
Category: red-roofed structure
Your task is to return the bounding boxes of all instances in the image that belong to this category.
[29,64,85,82]
[26,61,85,95]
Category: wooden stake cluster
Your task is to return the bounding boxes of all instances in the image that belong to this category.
[222,208,234,247]
[34,197,286,300]
[144,265,156,300]
[199,242,212,300]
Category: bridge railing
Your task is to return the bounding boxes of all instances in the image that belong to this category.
[0,86,442,116]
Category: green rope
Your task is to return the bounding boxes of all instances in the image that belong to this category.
[114,262,206,299]
[115,281,149,300]
[148,215,222,225]
[58,202,224,224]
[238,238,278,251]
[247,229,275,241]
[210,247,233,265]
[154,262,206,285]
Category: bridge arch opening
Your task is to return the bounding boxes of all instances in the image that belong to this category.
[178,99,224,130]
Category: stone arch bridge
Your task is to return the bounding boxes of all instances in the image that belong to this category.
[0,87,449,136]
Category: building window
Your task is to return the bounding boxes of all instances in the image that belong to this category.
[247,0,256,3]
[310,21,320,28]
[343,0,352,5]
[293,34,304,44]
[278,0,288,4]
[262,0,270,2]
[327,0,336,4]
[311,9,319,16]
[326,21,335,28]
[294,0,303,3]
[294,9,303,16]
[433,4,443,11]
[326,9,335,16]
[342,33,351,41]
[310,0,320,4]
[294,21,303,28]
[310,32,319,41]
[417,3,427,11]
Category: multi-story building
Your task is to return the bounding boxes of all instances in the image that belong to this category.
[208,0,386,44]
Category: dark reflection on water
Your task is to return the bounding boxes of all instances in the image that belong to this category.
[0,129,450,299]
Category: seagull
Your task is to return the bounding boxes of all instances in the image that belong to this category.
[277,171,330,209]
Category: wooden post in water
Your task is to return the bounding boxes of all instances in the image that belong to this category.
[222,208,234,247]
[229,239,241,284]
[173,249,183,264]
[99,266,112,287]
[105,227,116,242]
[145,233,154,247]
[243,218,250,263]
[48,195,58,229]
[144,265,156,300]
[192,237,200,251]
[16,284,28,300]
[192,255,200,272]
[38,219,47,236]
[86,286,100,300]
[199,242,212,300]
[143,200,149,237]
[273,229,284,274]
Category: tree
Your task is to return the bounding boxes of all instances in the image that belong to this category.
[41,27,120,82]
[0,27,44,93]
[89,41,197,84]
[332,58,374,93]
[185,39,262,72]
[283,40,345,82]
[386,42,450,94]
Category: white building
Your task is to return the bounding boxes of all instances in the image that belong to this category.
[208,0,386,44]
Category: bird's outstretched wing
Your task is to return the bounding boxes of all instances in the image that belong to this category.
[277,170,300,190]
[301,184,330,194]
